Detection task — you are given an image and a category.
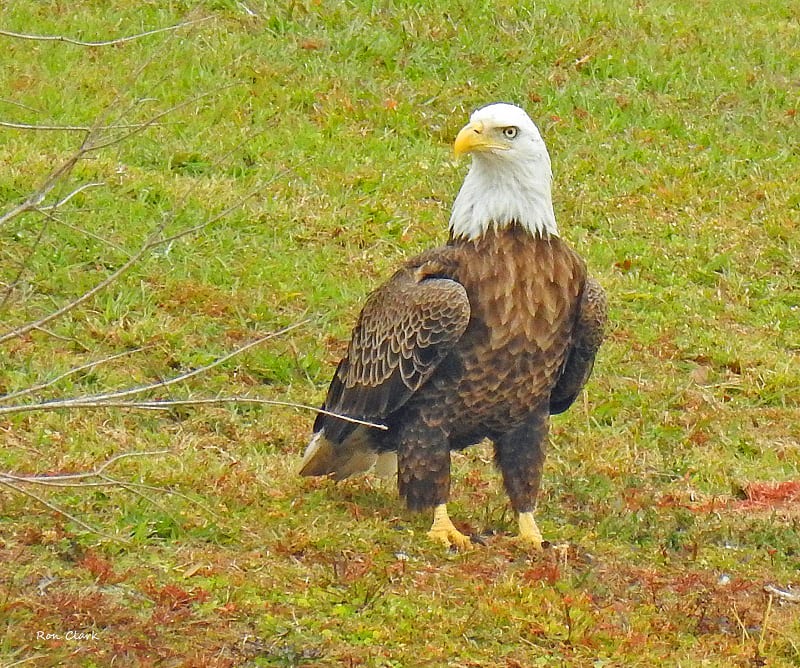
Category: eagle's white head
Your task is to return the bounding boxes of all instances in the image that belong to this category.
[449,103,558,241]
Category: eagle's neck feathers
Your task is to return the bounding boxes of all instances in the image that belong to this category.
[449,152,559,241]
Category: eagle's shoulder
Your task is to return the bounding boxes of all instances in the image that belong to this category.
[317,246,470,441]
[349,247,470,390]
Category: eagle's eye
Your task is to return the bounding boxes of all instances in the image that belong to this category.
[502,126,518,139]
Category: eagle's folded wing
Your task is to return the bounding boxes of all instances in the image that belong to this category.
[314,260,471,444]
[549,277,607,415]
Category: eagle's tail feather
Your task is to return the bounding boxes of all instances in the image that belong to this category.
[299,427,378,480]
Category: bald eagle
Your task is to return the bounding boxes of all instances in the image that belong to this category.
[301,103,607,549]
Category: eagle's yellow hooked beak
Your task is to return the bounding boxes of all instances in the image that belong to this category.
[453,120,509,157]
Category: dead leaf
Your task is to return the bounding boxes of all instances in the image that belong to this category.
[299,38,325,50]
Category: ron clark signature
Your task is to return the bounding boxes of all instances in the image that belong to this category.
[36,630,99,642]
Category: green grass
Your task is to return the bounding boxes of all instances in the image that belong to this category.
[1,0,799,665]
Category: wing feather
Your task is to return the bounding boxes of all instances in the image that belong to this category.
[320,258,470,443]
[549,277,607,415]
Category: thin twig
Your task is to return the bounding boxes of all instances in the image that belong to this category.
[38,209,132,256]
[80,19,189,139]
[0,347,148,404]
[0,98,44,114]
[1,450,171,482]
[0,120,93,132]
[0,65,231,231]
[0,171,263,345]
[104,478,182,526]
[83,83,241,155]
[156,177,278,248]
[0,27,179,291]
[63,323,305,404]
[122,398,389,430]
[0,396,387,430]
[0,153,81,227]
[0,450,189,529]
[98,474,222,520]
[0,216,51,310]
[5,654,51,668]
[37,182,105,211]
[0,25,204,289]
[0,322,310,412]
[0,477,121,488]
[0,120,170,132]
[0,226,161,344]
[0,478,130,544]
[764,584,800,603]
[0,19,209,48]
[30,325,92,351]
[1,450,222,540]
[24,452,175,478]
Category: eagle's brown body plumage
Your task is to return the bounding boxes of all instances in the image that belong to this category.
[300,103,607,548]
[393,227,588,513]
[302,226,604,510]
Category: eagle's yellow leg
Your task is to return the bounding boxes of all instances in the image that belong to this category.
[427,504,471,550]
[517,511,544,550]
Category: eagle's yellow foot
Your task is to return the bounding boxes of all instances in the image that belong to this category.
[427,504,471,550]
[517,511,544,550]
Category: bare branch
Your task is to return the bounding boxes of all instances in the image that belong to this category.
[81,83,241,154]
[5,654,50,667]
[0,120,95,132]
[0,166,285,345]
[0,347,148,404]
[0,153,82,228]
[0,478,130,544]
[38,209,132,256]
[1,450,222,537]
[63,322,308,404]
[764,584,800,604]
[0,395,387,430]
[0,318,382,428]
[0,226,161,344]
[157,175,283,247]
[0,322,311,412]
[0,450,171,482]
[0,28,221,230]
[80,449,173,478]
[104,478,183,526]
[0,476,122,489]
[0,191,126,308]
[98,474,222,520]
[79,22,188,134]
[0,19,210,48]
[0,120,172,132]
[0,98,44,114]
[118,398,389,430]
[36,182,105,211]
[29,325,92,351]
[0,215,51,310]
[0,14,303,548]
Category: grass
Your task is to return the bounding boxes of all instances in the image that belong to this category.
[1,0,799,665]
